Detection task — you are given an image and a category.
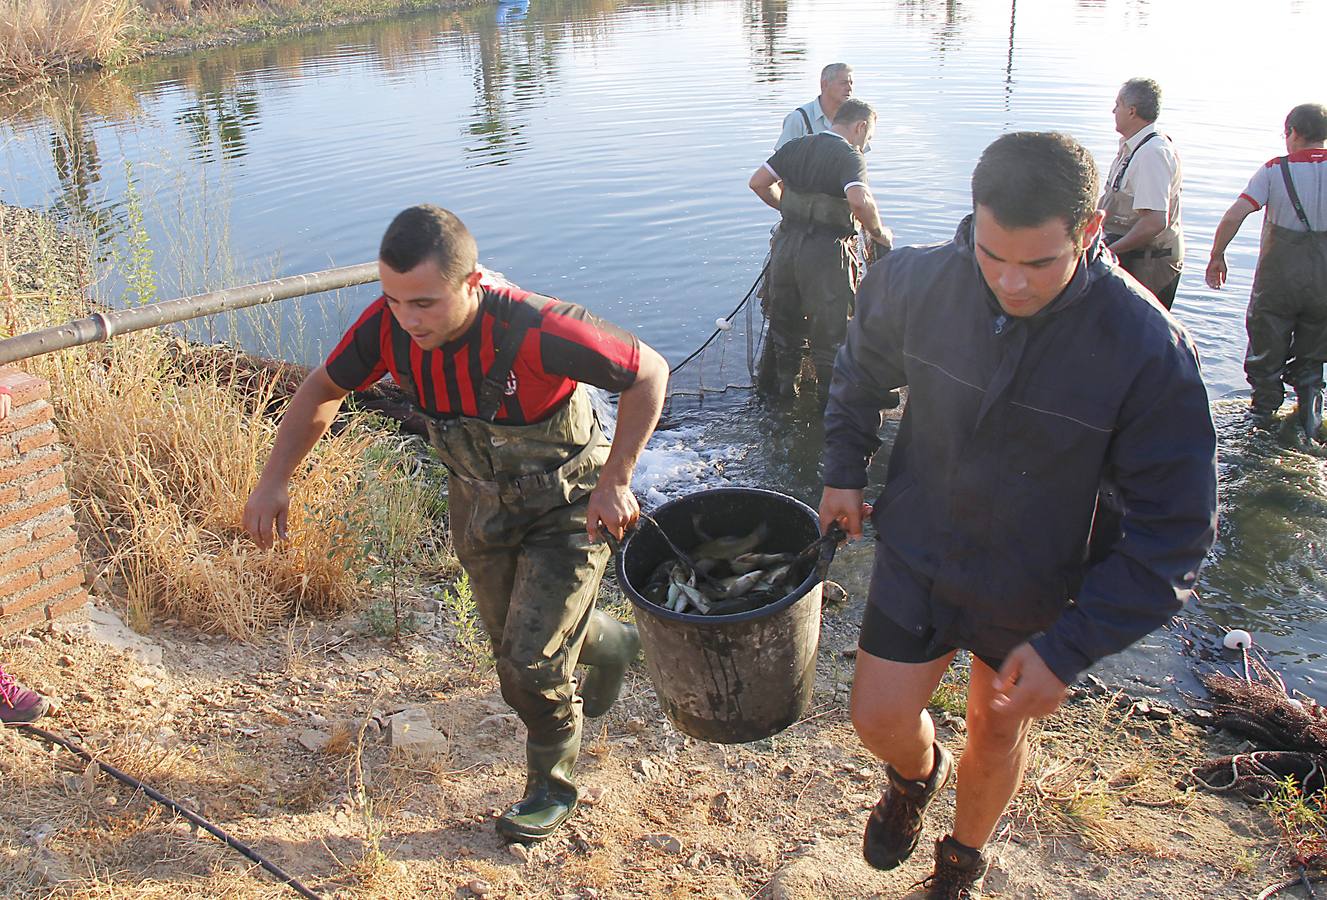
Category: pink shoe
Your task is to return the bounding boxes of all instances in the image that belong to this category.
[0,664,49,724]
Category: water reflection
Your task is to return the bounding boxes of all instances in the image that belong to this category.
[743,0,801,85]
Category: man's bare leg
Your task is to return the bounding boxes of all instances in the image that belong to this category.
[850,649,954,780]
[952,657,1035,849]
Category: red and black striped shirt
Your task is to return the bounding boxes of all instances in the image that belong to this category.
[324,275,641,424]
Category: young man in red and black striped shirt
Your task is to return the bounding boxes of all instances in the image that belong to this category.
[244,205,668,843]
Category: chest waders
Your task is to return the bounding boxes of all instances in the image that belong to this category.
[1101,132,1184,308]
[1244,157,1327,439]
[397,307,639,842]
[759,185,860,403]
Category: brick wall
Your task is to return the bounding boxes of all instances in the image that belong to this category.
[0,369,87,634]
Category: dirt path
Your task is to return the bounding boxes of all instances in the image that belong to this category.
[0,584,1292,900]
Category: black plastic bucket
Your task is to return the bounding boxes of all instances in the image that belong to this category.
[616,487,834,744]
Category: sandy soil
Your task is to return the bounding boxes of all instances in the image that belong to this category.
[0,574,1295,900]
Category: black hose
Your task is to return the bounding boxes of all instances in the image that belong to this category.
[669,261,769,376]
[16,724,324,900]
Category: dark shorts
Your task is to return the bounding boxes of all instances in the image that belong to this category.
[858,602,1005,672]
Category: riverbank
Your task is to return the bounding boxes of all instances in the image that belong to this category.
[0,0,488,85]
[0,203,1305,898]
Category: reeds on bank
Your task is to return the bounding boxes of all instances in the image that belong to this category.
[0,0,138,84]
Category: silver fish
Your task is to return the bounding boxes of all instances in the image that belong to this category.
[692,521,769,561]
[730,551,796,575]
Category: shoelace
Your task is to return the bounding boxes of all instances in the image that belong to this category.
[0,667,18,708]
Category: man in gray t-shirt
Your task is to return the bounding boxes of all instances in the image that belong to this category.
[1207,102,1327,443]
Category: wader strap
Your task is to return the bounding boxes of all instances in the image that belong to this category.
[797,106,812,133]
[477,303,539,422]
[1279,155,1315,232]
[391,301,537,422]
[447,416,605,500]
[1111,131,1160,192]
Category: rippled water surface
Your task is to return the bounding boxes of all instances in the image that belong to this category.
[2,0,1325,687]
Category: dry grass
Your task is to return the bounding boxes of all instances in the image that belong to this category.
[2,205,446,639]
[0,0,139,84]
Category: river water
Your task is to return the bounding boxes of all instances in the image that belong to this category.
[1,0,1324,691]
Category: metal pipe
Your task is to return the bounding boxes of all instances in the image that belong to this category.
[18,724,324,900]
[0,262,379,367]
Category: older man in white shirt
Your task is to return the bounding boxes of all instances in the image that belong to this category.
[1099,77,1185,309]
[776,63,856,151]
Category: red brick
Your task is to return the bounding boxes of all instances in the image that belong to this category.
[44,589,88,621]
[0,531,77,574]
[1,570,84,617]
[31,510,75,539]
[0,483,17,505]
[40,549,82,580]
[0,491,69,530]
[0,448,62,487]
[0,371,49,406]
[22,469,67,500]
[0,602,48,636]
[0,402,51,437]
[17,428,58,455]
[0,567,39,597]
[0,524,31,556]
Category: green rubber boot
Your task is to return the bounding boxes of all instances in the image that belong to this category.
[578,611,640,718]
[495,725,580,844]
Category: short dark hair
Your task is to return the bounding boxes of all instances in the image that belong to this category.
[379,204,478,283]
[833,98,875,127]
[1119,78,1161,123]
[1286,103,1327,143]
[971,132,1100,237]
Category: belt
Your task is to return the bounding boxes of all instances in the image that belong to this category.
[782,219,856,241]
[1106,235,1173,262]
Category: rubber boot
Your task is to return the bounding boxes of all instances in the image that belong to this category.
[774,349,802,400]
[495,723,580,843]
[756,341,781,399]
[815,364,835,409]
[578,610,640,718]
[1296,388,1324,443]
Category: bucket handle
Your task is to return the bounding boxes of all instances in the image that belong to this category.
[814,522,845,581]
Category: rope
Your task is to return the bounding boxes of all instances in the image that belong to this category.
[15,724,324,899]
[669,261,769,376]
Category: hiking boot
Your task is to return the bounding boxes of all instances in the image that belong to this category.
[862,742,954,870]
[496,726,580,844]
[919,834,988,899]
[0,666,49,725]
[578,611,639,718]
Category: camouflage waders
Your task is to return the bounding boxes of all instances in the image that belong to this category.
[760,186,860,400]
[399,308,635,841]
[1244,158,1327,440]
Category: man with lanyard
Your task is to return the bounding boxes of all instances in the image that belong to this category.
[244,205,668,843]
[820,132,1216,898]
[775,62,856,151]
[1099,77,1185,309]
[1206,103,1327,443]
[750,98,892,404]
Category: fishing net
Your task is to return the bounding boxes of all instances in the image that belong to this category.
[662,262,768,413]
[1189,671,1327,801]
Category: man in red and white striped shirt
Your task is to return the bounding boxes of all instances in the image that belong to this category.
[245,205,668,842]
[1207,102,1327,442]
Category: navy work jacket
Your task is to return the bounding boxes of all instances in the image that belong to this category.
[822,216,1218,683]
